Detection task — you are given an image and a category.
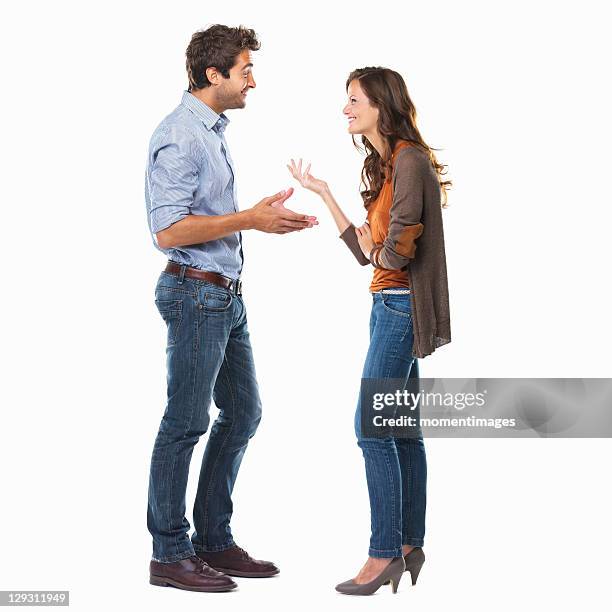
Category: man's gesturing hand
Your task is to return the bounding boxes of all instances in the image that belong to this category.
[247,188,318,234]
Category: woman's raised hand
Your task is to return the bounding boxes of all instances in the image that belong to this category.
[287,158,329,196]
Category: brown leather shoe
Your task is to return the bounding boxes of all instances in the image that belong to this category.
[149,555,237,592]
[196,545,279,578]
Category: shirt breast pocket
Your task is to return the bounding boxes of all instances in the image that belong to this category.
[198,168,232,203]
[197,175,217,199]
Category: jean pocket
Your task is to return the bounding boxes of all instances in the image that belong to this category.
[381,294,412,318]
[155,299,183,346]
[203,290,232,312]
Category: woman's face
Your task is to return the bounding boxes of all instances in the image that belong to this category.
[343,79,379,136]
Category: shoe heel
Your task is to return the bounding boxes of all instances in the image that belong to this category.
[149,575,169,587]
[389,567,404,594]
[407,562,423,585]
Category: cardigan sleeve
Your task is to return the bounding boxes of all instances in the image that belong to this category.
[339,223,370,266]
[369,148,425,270]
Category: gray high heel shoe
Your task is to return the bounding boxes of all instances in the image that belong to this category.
[385,547,425,586]
[335,557,405,595]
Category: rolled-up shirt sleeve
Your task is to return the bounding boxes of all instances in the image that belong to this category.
[147,126,204,234]
[370,148,425,270]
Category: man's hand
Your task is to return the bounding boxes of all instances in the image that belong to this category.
[355,222,376,259]
[247,188,318,234]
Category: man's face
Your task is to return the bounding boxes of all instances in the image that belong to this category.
[217,49,256,110]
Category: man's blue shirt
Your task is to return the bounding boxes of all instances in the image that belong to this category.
[145,91,243,279]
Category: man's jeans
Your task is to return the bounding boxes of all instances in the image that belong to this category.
[354,290,427,558]
[147,267,262,563]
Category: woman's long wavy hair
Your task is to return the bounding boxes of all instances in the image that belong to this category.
[346,67,452,209]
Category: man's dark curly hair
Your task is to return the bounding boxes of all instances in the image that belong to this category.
[185,24,260,91]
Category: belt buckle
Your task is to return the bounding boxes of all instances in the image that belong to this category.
[227,278,242,295]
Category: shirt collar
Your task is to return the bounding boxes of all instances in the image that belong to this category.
[181,91,230,133]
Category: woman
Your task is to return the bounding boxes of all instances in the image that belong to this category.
[287,66,451,595]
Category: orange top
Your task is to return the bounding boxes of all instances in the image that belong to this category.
[367,141,424,292]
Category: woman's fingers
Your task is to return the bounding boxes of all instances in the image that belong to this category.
[287,158,314,187]
[287,161,305,186]
[287,164,299,181]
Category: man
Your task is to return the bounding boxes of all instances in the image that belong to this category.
[145,24,316,593]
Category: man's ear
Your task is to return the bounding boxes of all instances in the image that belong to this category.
[205,66,219,86]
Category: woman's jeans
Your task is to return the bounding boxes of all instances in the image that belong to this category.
[354,290,427,558]
[147,269,262,563]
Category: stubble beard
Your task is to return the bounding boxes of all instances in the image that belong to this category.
[218,85,246,110]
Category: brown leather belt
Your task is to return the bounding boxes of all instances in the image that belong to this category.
[164,261,242,295]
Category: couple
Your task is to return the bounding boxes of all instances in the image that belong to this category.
[145,24,451,596]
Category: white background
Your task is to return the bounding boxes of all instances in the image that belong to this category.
[1,0,611,610]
